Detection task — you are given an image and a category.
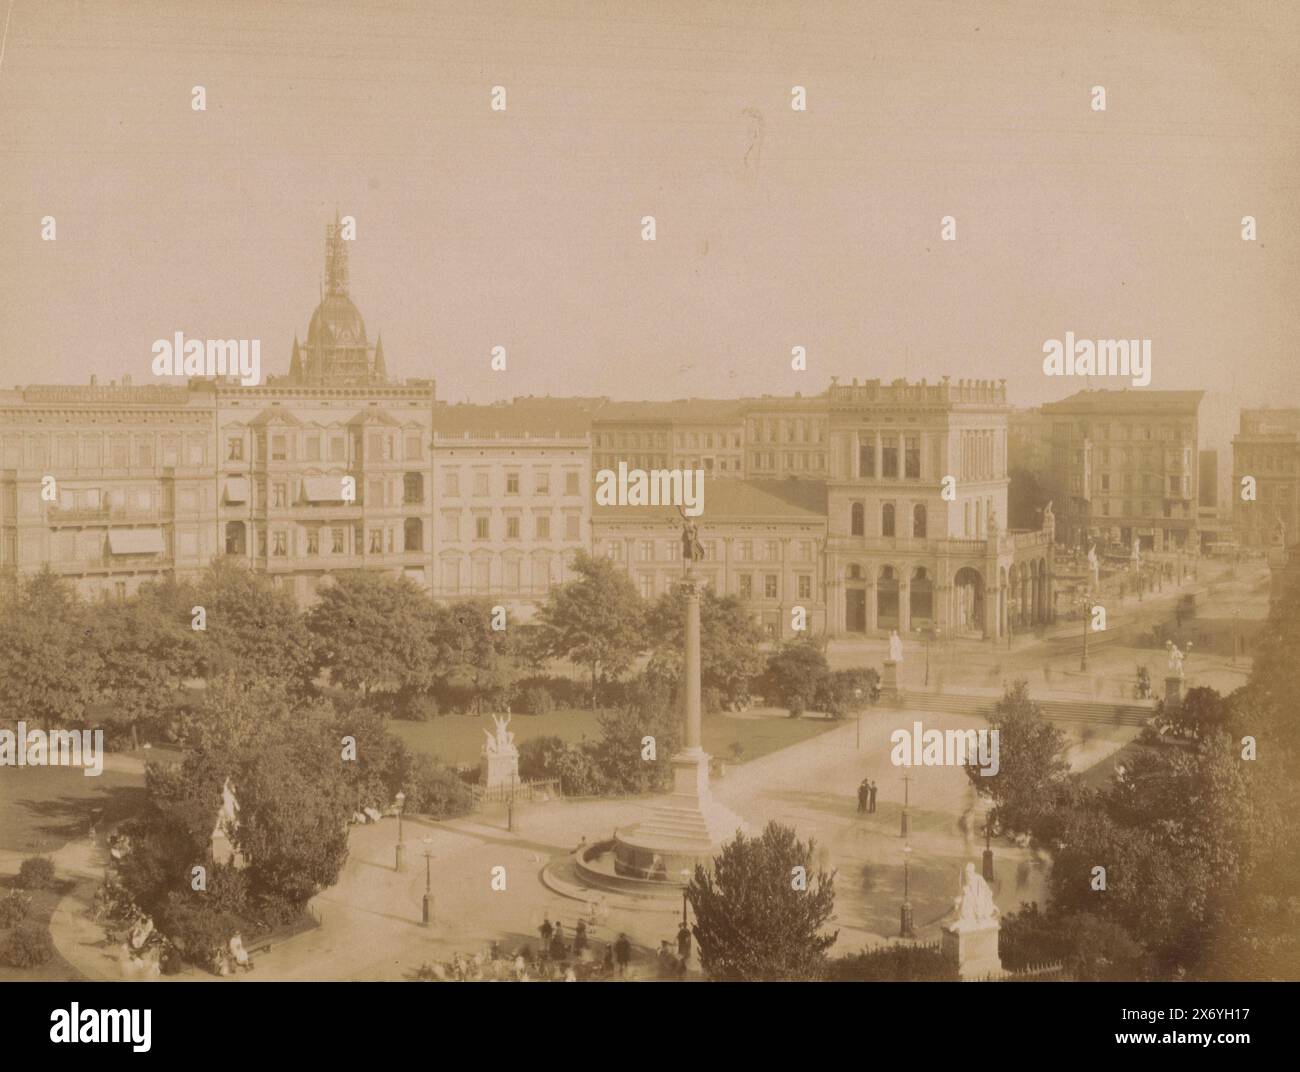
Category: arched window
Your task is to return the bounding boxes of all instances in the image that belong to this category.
[877,565,899,627]
[851,502,865,536]
[913,504,927,538]
[910,566,934,621]
[882,502,896,537]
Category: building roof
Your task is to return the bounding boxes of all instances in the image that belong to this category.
[433,397,603,437]
[594,477,828,522]
[1041,389,1204,415]
[592,398,746,424]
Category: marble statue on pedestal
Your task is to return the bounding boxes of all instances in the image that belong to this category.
[889,629,904,663]
[942,861,1003,979]
[482,713,520,790]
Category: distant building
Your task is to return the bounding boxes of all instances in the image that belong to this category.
[592,479,828,638]
[1232,408,1300,550]
[430,400,593,612]
[1040,389,1202,553]
[823,377,1052,639]
[592,399,745,478]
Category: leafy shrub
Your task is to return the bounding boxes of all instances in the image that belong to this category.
[700,686,724,714]
[519,686,555,716]
[0,890,33,927]
[0,923,55,968]
[404,753,474,818]
[156,891,238,973]
[830,943,958,981]
[762,640,828,717]
[814,668,879,719]
[396,691,440,722]
[17,856,56,891]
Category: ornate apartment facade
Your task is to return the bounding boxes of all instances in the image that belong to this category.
[1232,408,1300,550]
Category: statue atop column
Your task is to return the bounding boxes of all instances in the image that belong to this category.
[677,507,705,574]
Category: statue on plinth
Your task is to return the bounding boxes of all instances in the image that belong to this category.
[942,861,1003,979]
[949,861,999,929]
[1165,641,1187,680]
[483,713,518,757]
[889,629,904,664]
[1273,510,1287,547]
[482,713,520,790]
[210,777,244,868]
[1087,541,1100,588]
[1041,500,1054,535]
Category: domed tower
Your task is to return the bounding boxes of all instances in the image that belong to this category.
[289,216,390,386]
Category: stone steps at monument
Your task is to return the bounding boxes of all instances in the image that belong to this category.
[897,691,1152,728]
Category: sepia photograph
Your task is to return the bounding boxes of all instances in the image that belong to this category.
[0,0,1296,1052]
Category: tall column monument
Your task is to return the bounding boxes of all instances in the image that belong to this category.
[613,538,745,880]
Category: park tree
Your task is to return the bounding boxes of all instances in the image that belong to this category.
[689,821,837,981]
[589,677,681,793]
[438,599,522,713]
[964,678,1072,838]
[761,637,829,717]
[532,550,645,707]
[193,558,316,694]
[645,585,766,709]
[308,572,439,696]
[0,569,99,732]
[89,598,186,748]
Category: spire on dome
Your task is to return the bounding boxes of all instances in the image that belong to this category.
[373,334,387,381]
[289,336,303,380]
[324,211,349,296]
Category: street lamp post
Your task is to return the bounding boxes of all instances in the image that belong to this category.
[1079,590,1091,672]
[680,868,691,928]
[900,844,915,939]
[394,791,406,872]
[982,820,994,882]
[900,772,912,839]
[854,687,863,750]
[422,837,434,925]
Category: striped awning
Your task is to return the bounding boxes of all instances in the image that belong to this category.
[223,477,249,503]
[303,476,346,502]
[108,529,165,555]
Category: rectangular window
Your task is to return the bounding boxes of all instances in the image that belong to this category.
[905,435,920,479]
[369,529,383,554]
[307,530,319,555]
[506,472,520,495]
[272,531,287,557]
[536,514,551,539]
[738,540,753,562]
[332,528,345,554]
[445,470,460,497]
[738,574,753,599]
[272,435,287,461]
[273,482,287,508]
[535,470,550,495]
[608,541,623,560]
[798,574,812,599]
[136,439,154,467]
[565,514,579,541]
[257,529,267,557]
[764,574,778,599]
[475,516,489,540]
[506,516,520,539]
[882,442,899,478]
[639,540,654,562]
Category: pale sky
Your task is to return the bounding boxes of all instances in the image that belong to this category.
[1,0,1297,414]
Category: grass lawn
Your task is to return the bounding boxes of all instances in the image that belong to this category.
[0,764,149,856]
[388,706,842,769]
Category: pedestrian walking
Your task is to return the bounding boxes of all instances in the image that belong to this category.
[868,779,878,813]
[676,921,692,963]
[857,778,868,813]
[539,916,553,948]
[614,932,631,978]
[575,919,588,955]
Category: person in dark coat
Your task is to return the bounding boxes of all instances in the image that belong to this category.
[868,780,878,813]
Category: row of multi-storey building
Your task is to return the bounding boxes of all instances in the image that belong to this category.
[6,220,1286,640]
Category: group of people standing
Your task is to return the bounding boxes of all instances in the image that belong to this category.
[857,778,878,814]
